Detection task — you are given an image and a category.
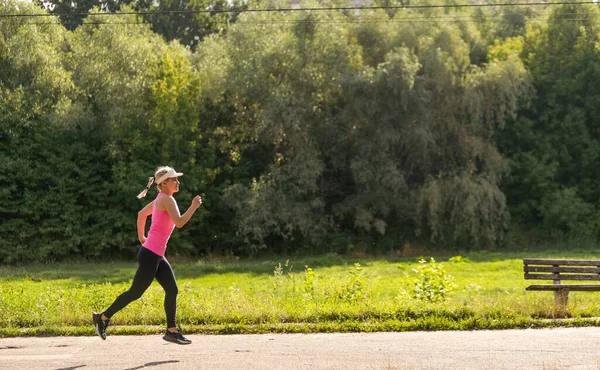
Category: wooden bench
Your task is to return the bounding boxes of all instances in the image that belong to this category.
[523,258,600,310]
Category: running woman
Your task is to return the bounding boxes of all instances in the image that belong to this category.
[93,166,202,345]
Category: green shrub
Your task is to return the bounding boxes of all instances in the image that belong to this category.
[336,263,365,302]
[411,258,456,303]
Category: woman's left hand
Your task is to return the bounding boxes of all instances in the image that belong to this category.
[192,195,203,209]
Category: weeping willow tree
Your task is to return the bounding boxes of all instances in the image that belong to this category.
[194,1,532,252]
[335,11,531,248]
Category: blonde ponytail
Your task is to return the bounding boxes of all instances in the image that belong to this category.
[136,177,155,199]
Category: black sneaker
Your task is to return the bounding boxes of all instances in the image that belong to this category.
[163,330,192,345]
[93,312,110,340]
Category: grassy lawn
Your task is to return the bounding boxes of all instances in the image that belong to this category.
[2,250,600,337]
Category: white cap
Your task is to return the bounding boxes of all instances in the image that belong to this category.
[136,168,183,199]
[155,168,183,184]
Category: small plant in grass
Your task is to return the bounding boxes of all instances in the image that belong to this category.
[272,260,296,301]
[273,263,282,283]
[336,263,365,302]
[272,260,287,292]
[286,263,297,303]
[303,265,315,300]
[449,255,471,263]
[411,258,456,303]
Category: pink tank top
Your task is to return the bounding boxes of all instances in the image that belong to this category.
[143,192,176,257]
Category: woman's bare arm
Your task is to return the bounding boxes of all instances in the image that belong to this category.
[159,195,202,228]
[137,202,153,243]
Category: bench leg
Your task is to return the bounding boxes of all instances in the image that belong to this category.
[554,289,569,314]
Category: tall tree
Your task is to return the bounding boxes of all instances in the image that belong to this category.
[66,9,210,255]
[36,0,242,48]
[137,0,247,49]
[37,0,135,30]
[199,4,531,252]
[497,4,600,237]
[0,1,112,262]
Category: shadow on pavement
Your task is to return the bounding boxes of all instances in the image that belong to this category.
[124,360,180,369]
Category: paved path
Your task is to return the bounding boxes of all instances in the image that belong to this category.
[1,327,600,369]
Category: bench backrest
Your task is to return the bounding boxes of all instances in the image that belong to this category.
[524,258,600,283]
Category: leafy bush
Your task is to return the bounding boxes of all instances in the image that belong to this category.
[539,188,600,237]
[411,258,456,303]
[336,263,365,302]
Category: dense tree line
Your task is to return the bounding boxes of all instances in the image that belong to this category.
[1,0,598,263]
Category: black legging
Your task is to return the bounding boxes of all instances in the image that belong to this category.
[103,246,179,328]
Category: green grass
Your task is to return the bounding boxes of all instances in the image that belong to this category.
[2,251,600,337]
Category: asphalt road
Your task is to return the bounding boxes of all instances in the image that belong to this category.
[1,327,600,369]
